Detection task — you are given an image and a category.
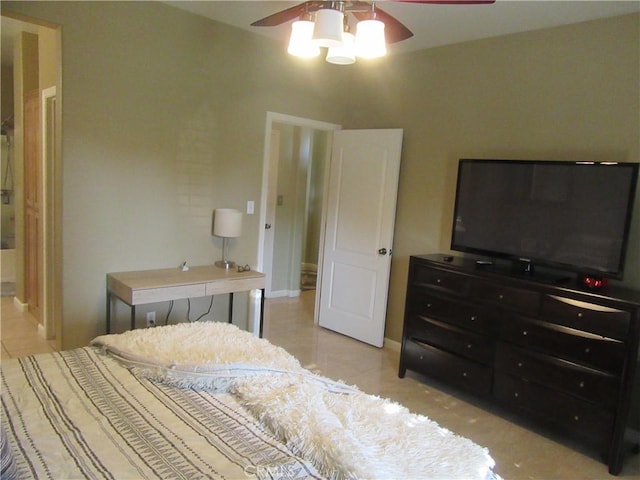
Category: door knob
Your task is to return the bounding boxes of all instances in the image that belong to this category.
[265,224,272,229]
[378,248,388,255]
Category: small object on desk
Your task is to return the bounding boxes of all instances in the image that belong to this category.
[180,261,189,271]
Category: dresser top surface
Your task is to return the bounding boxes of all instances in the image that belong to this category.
[412,254,640,307]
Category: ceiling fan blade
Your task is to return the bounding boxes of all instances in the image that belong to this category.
[352,5,414,44]
[251,2,321,27]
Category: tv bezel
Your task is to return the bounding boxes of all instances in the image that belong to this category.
[450,159,639,280]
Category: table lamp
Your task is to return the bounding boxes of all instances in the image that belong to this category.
[212,208,242,269]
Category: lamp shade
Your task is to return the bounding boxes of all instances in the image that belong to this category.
[288,19,320,58]
[312,8,344,48]
[213,209,242,238]
[355,19,387,58]
[326,31,356,65]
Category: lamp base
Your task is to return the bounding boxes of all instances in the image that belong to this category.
[215,260,236,270]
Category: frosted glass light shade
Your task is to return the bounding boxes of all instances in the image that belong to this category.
[312,8,344,48]
[355,19,387,58]
[288,20,320,58]
[213,209,242,238]
[326,31,356,65]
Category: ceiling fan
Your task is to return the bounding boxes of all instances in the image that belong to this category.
[251,1,496,46]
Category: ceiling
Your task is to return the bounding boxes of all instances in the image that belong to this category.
[165,0,640,55]
[2,1,639,66]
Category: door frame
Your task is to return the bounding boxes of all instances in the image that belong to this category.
[41,86,59,342]
[257,112,340,324]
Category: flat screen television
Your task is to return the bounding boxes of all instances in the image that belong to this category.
[451,159,639,280]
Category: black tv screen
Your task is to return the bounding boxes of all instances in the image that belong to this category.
[451,159,639,279]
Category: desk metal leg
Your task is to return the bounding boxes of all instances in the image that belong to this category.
[228,293,234,324]
[106,293,136,333]
[259,288,265,338]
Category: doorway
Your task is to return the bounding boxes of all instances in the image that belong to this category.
[1,13,62,348]
[257,113,340,325]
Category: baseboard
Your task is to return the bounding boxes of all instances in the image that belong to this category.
[384,337,401,352]
[13,296,27,312]
[267,289,302,299]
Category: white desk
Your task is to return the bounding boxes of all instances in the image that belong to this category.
[106,265,265,335]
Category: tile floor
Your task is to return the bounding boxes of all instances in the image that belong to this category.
[1,290,638,479]
[264,291,640,480]
[1,296,55,359]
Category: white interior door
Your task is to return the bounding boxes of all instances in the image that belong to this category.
[318,129,403,347]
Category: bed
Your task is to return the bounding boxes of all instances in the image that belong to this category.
[2,322,500,479]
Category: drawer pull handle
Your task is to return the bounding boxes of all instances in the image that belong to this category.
[426,303,432,308]
[584,347,590,354]
[467,344,472,349]
[436,279,442,284]
[579,381,585,388]
[574,415,580,422]
[517,362,523,368]
[514,392,519,398]
[419,355,424,360]
[462,372,468,377]
[498,294,504,300]
[470,315,477,321]
[577,312,583,318]
[522,331,528,336]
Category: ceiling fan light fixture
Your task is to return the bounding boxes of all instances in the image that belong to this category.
[312,8,345,48]
[326,31,356,65]
[288,19,321,58]
[355,18,387,58]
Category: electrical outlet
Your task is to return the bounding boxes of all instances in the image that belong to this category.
[146,311,156,327]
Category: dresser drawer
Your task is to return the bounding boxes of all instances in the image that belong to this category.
[495,343,619,408]
[470,280,541,315]
[403,340,492,396]
[412,265,471,297]
[541,295,630,340]
[498,314,625,374]
[410,294,492,332]
[494,373,614,448]
[409,317,494,365]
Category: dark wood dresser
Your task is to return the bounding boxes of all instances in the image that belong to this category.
[399,254,640,475]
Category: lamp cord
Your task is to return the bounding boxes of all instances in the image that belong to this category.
[187,296,215,322]
[162,296,215,325]
[164,300,174,325]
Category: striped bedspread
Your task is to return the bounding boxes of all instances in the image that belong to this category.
[1,347,323,480]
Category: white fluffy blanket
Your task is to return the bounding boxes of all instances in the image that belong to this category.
[92,323,497,480]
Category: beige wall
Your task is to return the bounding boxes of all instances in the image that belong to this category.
[4,1,351,348]
[3,2,638,347]
[345,14,640,341]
